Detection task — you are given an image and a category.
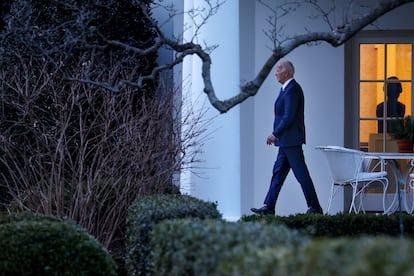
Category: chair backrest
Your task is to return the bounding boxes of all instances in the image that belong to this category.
[317,146,365,184]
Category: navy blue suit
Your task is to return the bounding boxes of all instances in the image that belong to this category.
[264,79,322,212]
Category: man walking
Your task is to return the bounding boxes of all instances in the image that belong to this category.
[251,60,323,215]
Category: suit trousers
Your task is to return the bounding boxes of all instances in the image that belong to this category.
[264,146,321,210]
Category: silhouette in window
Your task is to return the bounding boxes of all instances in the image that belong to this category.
[376,76,405,133]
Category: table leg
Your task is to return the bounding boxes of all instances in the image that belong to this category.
[384,160,413,214]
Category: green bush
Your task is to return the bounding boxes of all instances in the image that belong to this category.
[150,214,414,275]
[0,212,62,224]
[300,237,414,275]
[223,236,414,275]
[126,194,222,275]
[242,213,414,237]
[0,212,117,275]
[150,218,310,276]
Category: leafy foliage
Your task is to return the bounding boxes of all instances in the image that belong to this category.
[241,213,414,237]
[126,194,222,275]
[0,212,117,275]
[146,213,414,275]
[220,236,414,276]
[391,116,414,141]
[151,218,309,276]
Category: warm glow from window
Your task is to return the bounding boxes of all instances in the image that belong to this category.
[359,43,412,152]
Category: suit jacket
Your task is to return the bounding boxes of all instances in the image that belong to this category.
[272,79,306,147]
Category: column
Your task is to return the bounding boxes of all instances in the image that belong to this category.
[181,0,241,220]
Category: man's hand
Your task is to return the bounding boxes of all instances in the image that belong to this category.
[266,134,276,145]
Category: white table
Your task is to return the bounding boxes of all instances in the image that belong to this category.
[365,152,414,215]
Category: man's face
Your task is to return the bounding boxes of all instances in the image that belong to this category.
[275,64,288,84]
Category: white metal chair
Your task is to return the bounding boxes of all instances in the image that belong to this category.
[408,172,414,213]
[317,146,389,213]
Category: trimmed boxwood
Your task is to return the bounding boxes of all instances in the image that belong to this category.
[0,212,62,225]
[0,212,117,275]
[150,216,414,275]
[299,237,414,275]
[242,213,414,237]
[150,218,310,275]
[220,236,414,275]
[126,194,222,275]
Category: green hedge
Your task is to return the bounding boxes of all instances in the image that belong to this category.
[0,212,117,275]
[151,217,414,275]
[221,236,414,275]
[242,213,414,237]
[150,219,309,275]
[126,194,222,275]
[127,198,414,275]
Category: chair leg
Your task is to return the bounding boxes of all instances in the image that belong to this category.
[356,183,372,214]
[326,184,335,213]
[410,179,414,214]
[381,179,389,214]
[357,188,366,213]
[349,185,358,213]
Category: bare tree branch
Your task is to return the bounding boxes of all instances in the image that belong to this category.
[88,0,414,113]
[207,0,414,113]
[4,0,412,113]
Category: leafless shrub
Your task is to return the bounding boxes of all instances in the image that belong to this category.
[0,56,207,255]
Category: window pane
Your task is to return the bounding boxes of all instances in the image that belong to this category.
[386,44,412,80]
[360,44,384,80]
[401,82,412,116]
[360,43,412,153]
[359,82,383,118]
[360,119,377,148]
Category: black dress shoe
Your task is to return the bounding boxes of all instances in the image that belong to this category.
[251,206,275,215]
[306,207,323,214]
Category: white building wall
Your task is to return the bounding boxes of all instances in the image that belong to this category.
[181,0,241,220]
